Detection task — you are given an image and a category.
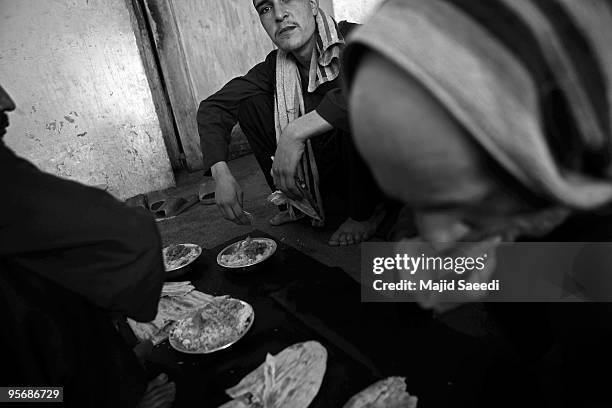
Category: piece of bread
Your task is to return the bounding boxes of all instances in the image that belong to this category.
[220,341,327,408]
[343,377,418,408]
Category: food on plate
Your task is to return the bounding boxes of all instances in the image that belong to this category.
[219,341,327,408]
[167,244,191,261]
[343,377,418,408]
[170,297,253,352]
[219,237,275,267]
[163,243,201,271]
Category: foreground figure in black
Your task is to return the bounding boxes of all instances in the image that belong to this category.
[0,84,174,407]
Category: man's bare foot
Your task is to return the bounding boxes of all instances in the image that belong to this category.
[329,207,386,246]
[137,373,176,408]
[269,210,305,226]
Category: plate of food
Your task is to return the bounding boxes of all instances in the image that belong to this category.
[169,296,254,354]
[163,243,202,274]
[217,237,277,269]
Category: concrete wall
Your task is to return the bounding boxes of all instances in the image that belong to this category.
[333,0,384,23]
[0,0,175,199]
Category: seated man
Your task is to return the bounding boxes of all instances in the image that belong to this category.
[343,0,612,405]
[0,85,175,408]
[197,0,386,246]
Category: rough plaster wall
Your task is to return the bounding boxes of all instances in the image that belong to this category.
[0,0,175,199]
[333,0,384,23]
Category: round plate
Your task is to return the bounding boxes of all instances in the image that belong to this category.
[168,300,254,354]
[216,238,277,269]
[163,243,202,272]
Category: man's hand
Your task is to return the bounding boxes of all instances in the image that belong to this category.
[211,162,250,225]
[272,126,305,200]
[272,110,334,200]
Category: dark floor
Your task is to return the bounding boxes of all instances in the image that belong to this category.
[156,154,362,280]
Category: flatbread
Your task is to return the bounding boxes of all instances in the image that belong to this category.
[219,341,327,408]
[262,354,276,406]
[162,281,195,297]
[343,377,418,408]
[127,290,214,345]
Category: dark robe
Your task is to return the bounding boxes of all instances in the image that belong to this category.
[0,140,165,407]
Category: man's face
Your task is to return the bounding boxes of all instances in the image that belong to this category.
[254,0,318,53]
[0,85,16,138]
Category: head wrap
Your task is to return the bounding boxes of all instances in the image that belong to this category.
[344,0,612,212]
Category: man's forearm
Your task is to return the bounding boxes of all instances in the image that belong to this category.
[284,110,333,142]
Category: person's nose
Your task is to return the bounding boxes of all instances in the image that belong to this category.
[274,4,288,22]
[3,98,16,112]
[0,87,16,112]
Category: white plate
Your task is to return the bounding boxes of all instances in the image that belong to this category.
[163,243,202,272]
[216,238,277,269]
[168,299,254,354]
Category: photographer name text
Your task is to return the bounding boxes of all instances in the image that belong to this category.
[373,279,500,292]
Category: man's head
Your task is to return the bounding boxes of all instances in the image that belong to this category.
[349,52,543,243]
[0,85,16,138]
[253,0,318,55]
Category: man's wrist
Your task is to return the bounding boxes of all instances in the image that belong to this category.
[284,110,331,143]
[284,122,308,143]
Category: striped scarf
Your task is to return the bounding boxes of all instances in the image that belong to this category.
[307,9,344,92]
[274,8,344,226]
